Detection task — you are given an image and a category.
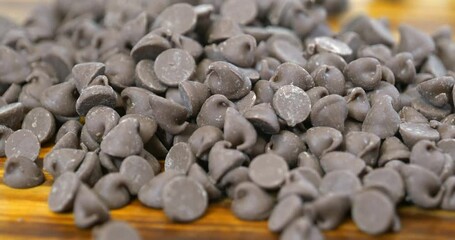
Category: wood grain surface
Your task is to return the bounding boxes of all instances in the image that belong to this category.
[1,0,455,239]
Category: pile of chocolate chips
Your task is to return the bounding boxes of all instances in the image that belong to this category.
[2,0,455,239]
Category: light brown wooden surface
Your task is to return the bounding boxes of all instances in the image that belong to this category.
[1,0,455,239]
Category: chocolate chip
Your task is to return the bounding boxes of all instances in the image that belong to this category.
[162,176,208,222]
[345,87,370,122]
[311,65,345,95]
[48,171,81,213]
[120,114,157,144]
[280,217,324,240]
[130,32,171,62]
[3,156,44,189]
[244,103,280,135]
[344,57,382,91]
[266,130,305,167]
[43,148,86,178]
[40,81,78,118]
[386,52,416,84]
[268,195,303,233]
[270,62,314,91]
[217,34,257,68]
[310,94,348,132]
[164,142,196,174]
[352,188,396,235]
[272,85,311,127]
[253,80,274,104]
[249,153,288,189]
[363,168,405,204]
[196,94,236,129]
[138,171,183,209]
[397,24,435,65]
[100,118,143,158]
[320,151,366,175]
[5,129,40,161]
[398,164,444,208]
[119,156,155,195]
[121,87,153,115]
[153,3,197,35]
[313,36,353,56]
[345,131,381,167]
[208,141,248,182]
[94,173,131,209]
[267,38,306,67]
[378,137,410,167]
[362,95,400,139]
[72,62,106,93]
[0,46,30,84]
[297,152,323,176]
[0,102,26,130]
[104,53,135,89]
[399,123,440,148]
[149,93,189,134]
[224,107,257,151]
[74,184,110,229]
[55,120,82,143]
[305,52,347,74]
[93,221,142,240]
[154,48,195,87]
[135,59,168,94]
[188,163,222,201]
[319,170,362,196]
[21,107,56,143]
[278,178,319,201]
[305,127,343,158]
[84,106,120,143]
[231,182,274,221]
[0,125,12,156]
[179,80,210,117]
[205,61,252,100]
[303,194,351,230]
[399,106,428,124]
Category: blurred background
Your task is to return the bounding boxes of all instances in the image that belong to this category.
[0,0,454,34]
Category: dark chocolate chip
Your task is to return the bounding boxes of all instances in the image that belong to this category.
[249,153,289,190]
[396,24,435,65]
[344,57,382,91]
[74,184,110,229]
[363,168,405,204]
[179,80,211,117]
[162,176,208,222]
[165,142,196,174]
[196,94,236,129]
[268,195,303,233]
[93,221,142,240]
[244,103,280,135]
[21,107,56,144]
[153,3,197,35]
[100,118,143,158]
[270,62,314,92]
[303,194,351,230]
[135,59,168,94]
[205,61,252,100]
[266,130,305,167]
[304,127,343,158]
[208,141,248,182]
[280,217,324,240]
[345,131,381,167]
[345,87,370,122]
[94,173,131,209]
[119,156,155,196]
[43,148,86,178]
[0,102,26,130]
[5,129,40,161]
[224,107,257,151]
[310,94,348,132]
[319,170,362,196]
[3,156,44,189]
[188,163,222,201]
[0,125,13,156]
[272,85,311,127]
[149,93,189,134]
[154,48,195,87]
[40,81,78,118]
[352,188,396,235]
[362,95,400,139]
[231,182,274,221]
[48,171,81,213]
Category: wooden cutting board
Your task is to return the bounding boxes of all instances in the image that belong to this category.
[1,0,455,239]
